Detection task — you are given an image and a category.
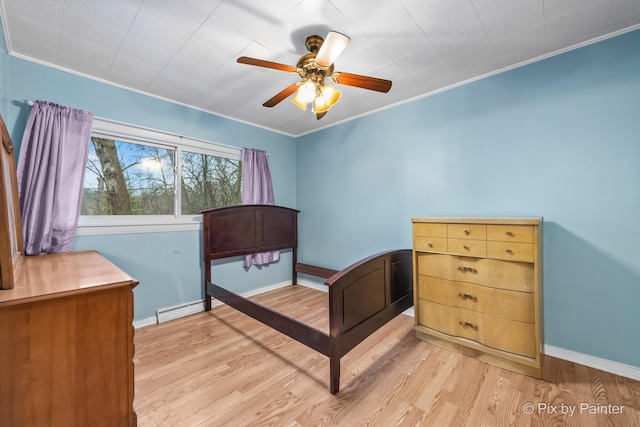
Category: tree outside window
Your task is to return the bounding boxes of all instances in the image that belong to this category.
[82,137,241,217]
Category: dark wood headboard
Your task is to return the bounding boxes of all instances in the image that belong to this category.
[202,205,300,309]
[202,205,299,260]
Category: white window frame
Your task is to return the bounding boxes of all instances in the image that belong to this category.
[78,117,241,236]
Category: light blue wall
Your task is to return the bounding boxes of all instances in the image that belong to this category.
[297,30,640,368]
[1,32,297,321]
[0,21,7,117]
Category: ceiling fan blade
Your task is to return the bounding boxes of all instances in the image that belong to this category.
[315,31,351,67]
[237,56,297,73]
[316,111,327,120]
[331,72,392,93]
[263,83,300,107]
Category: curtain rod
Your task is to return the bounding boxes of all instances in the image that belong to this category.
[23,100,268,156]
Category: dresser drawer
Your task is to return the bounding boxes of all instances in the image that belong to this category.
[487,224,534,243]
[448,223,486,240]
[447,238,486,257]
[487,241,534,262]
[414,236,447,252]
[418,300,536,358]
[414,223,447,237]
[417,253,534,292]
[418,275,534,323]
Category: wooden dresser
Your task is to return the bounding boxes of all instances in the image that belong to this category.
[0,250,138,426]
[412,217,542,377]
[0,114,138,425]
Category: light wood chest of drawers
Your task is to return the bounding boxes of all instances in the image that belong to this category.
[412,217,543,377]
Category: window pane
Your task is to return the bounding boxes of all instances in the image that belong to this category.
[181,151,241,214]
[83,138,175,215]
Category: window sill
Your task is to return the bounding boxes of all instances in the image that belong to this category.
[76,217,203,236]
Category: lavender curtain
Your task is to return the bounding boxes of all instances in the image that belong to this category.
[241,147,278,267]
[17,101,93,255]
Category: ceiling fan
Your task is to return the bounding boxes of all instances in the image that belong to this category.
[237,31,392,120]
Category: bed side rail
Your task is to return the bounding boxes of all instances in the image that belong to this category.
[295,263,340,279]
[206,281,331,356]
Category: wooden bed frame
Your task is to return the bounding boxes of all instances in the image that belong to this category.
[202,204,413,394]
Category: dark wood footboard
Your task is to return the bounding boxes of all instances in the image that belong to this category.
[202,205,413,394]
[325,249,413,393]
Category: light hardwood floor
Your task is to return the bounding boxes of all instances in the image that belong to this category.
[134,285,639,426]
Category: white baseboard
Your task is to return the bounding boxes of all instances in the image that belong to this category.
[402,306,415,317]
[544,344,640,381]
[297,278,328,292]
[133,316,157,329]
[240,280,292,298]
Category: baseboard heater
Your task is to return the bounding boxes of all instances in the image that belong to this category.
[156,300,205,323]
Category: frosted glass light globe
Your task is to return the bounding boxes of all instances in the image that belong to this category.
[297,81,316,104]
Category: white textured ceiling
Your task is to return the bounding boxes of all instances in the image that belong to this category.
[1,0,639,136]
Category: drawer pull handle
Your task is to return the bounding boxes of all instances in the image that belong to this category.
[464,229,470,235]
[463,245,470,251]
[427,242,433,248]
[506,249,514,254]
[458,266,478,274]
[459,321,478,331]
[458,293,478,302]
[506,231,514,236]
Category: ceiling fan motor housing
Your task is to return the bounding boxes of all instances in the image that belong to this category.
[304,35,324,53]
[298,35,334,85]
[297,54,333,81]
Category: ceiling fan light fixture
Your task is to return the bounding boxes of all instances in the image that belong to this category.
[291,94,307,111]
[321,85,341,106]
[297,81,316,104]
[314,102,331,114]
[314,96,330,113]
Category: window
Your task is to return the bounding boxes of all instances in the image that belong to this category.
[180,150,241,215]
[79,118,241,235]
[84,139,176,215]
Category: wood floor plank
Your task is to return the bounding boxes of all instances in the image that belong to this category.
[134,285,640,426]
